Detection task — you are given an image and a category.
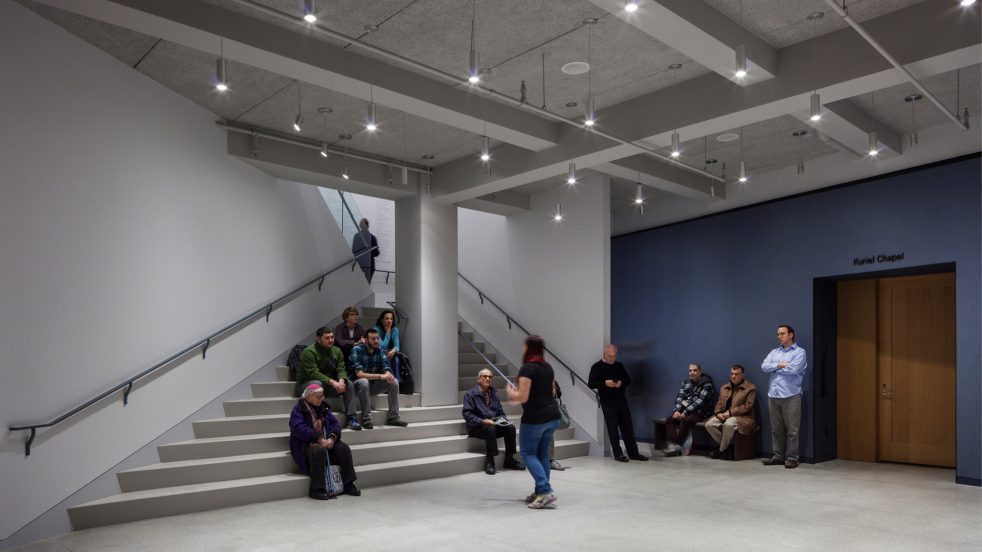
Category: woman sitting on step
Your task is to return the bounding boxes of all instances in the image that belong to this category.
[374,309,401,382]
[289,383,361,500]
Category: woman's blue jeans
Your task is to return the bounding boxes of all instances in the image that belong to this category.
[519,418,560,495]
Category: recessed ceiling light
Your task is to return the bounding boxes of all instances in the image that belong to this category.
[565,101,578,108]
[716,133,740,142]
[561,62,590,75]
[317,107,333,114]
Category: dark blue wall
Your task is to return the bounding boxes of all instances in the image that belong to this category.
[611,155,981,483]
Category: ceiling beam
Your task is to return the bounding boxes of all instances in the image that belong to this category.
[32,0,560,152]
[589,0,777,84]
[430,0,979,203]
[792,99,903,158]
[457,190,530,216]
[594,156,722,201]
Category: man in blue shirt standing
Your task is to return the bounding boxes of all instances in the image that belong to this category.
[760,324,807,469]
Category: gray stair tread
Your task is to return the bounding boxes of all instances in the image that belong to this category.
[199,404,464,425]
[164,432,288,447]
[71,474,306,507]
[121,451,289,473]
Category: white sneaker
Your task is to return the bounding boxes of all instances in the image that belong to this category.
[528,492,557,509]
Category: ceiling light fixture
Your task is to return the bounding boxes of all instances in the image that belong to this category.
[793,129,807,174]
[364,25,379,132]
[960,0,976,7]
[670,131,681,158]
[318,107,332,158]
[467,1,480,84]
[634,182,643,205]
[806,13,824,122]
[868,91,878,157]
[422,154,435,194]
[339,133,351,178]
[215,3,228,92]
[668,63,683,158]
[625,1,639,12]
[738,126,748,183]
[734,1,747,79]
[216,58,228,92]
[292,81,303,132]
[810,92,822,121]
[584,18,598,127]
[905,93,922,148]
[320,143,329,158]
[480,135,490,162]
[567,161,577,185]
[366,102,377,132]
[303,0,316,23]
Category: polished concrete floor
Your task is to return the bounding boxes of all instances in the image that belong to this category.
[14,451,981,552]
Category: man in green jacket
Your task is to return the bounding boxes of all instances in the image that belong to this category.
[296,327,360,430]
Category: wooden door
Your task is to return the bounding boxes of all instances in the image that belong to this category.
[877,273,956,467]
[836,279,877,461]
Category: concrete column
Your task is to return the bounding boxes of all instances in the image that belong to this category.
[395,184,459,406]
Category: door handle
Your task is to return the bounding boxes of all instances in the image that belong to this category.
[880,384,893,398]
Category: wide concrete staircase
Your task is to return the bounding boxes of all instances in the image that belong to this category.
[67,309,590,530]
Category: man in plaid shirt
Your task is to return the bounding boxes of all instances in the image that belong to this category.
[663,363,715,456]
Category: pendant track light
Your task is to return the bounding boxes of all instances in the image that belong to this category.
[480,135,490,162]
[738,160,748,183]
[554,201,563,222]
[303,0,316,23]
[670,131,680,158]
[293,81,303,133]
[905,93,922,148]
[566,161,577,185]
[585,97,596,127]
[810,92,822,121]
[793,129,807,174]
[366,102,377,132]
[215,57,228,92]
[734,43,747,79]
[467,2,480,84]
[867,131,878,157]
[625,1,639,12]
[583,19,597,127]
[320,143,328,158]
[868,91,878,157]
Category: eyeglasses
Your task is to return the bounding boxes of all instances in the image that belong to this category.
[479,375,493,379]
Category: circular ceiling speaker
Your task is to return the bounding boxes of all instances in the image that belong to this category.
[561,61,590,75]
[716,133,740,142]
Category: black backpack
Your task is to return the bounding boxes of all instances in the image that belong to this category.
[397,352,415,395]
[287,344,308,382]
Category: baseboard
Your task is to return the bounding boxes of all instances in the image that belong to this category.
[956,476,981,487]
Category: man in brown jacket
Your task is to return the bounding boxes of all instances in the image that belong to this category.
[705,364,757,460]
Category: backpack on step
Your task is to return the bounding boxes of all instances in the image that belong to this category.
[287,344,308,382]
[397,352,415,395]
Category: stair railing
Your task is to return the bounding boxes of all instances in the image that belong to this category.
[9,246,378,456]
[457,273,599,405]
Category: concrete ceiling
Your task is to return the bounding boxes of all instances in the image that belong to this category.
[17,0,982,225]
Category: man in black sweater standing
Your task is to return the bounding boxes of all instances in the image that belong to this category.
[588,345,648,462]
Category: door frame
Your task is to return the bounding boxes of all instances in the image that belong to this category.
[810,262,956,464]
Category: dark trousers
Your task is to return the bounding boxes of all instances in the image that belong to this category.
[468,424,517,458]
[305,440,356,493]
[601,399,640,457]
[665,413,703,446]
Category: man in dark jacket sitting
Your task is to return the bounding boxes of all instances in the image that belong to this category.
[295,327,360,431]
[663,363,715,457]
[289,383,360,499]
[462,369,525,475]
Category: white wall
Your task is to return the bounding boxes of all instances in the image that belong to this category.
[0,2,370,540]
[457,175,611,442]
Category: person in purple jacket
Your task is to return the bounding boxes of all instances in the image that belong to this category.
[289,383,360,499]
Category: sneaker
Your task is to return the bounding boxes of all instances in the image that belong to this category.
[550,459,566,471]
[524,492,537,504]
[663,448,682,457]
[528,492,557,509]
[386,417,409,427]
[785,458,799,469]
[361,418,374,430]
[681,433,693,456]
[345,418,362,431]
[761,457,784,466]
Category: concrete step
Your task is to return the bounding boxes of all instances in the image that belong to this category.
[194,406,469,439]
[458,363,511,378]
[457,341,484,352]
[457,352,495,364]
[129,427,577,492]
[69,449,513,530]
[223,394,421,417]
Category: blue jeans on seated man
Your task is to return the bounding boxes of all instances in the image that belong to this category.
[388,353,400,383]
[519,418,560,496]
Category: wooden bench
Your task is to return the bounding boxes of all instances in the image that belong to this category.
[653,417,756,460]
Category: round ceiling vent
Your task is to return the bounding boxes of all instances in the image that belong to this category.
[716,133,740,142]
[561,61,590,75]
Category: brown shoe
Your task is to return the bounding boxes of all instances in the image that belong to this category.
[761,457,784,466]
[784,458,799,469]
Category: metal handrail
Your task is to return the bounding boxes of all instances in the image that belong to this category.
[459,330,513,385]
[9,246,379,456]
[457,272,598,404]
